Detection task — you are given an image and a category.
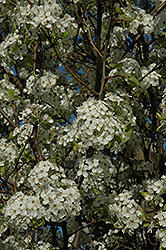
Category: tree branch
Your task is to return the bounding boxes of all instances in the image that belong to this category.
[95,0,102,93]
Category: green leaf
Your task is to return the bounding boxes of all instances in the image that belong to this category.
[25,54,34,66]
[107,141,112,149]
[62,31,69,39]
[12,25,17,33]
[161,41,166,48]
[147,55,158,66]
[142,210,150,220]
[164,204,166,211]
[119,134,128,143]
[0,166,6,174]
[157,124,166,131]
[40,34,47,42]
[124,20,130,28]
[156,112,163,120]
[160,68,166,77]
[115,7,123,14]
[52,52,57,58]
[43,143,51,151]
[73,142,78,150]
[158,37,166,48]
[126,126,132,138]
[111,62,123,70]
[156,113,166,121]
[143,222,149,227]
[128,76,139,87]
[25,38,33,46]
[118,127,132,143]
[7,89,14,100]
[141,192,152,198]
[21,150,32,163]
[9,131,14,140]
[31,71,39,81]
[114,224,120,229]
[93,188,100,194]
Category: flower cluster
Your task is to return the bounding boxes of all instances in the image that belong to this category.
[109,190,143,234]
[13,123,33,145]
[140,63,161,89]
[142,176,166,208]
[0,79,20,125]
[58,92,135,153]
[25,71,77,118]
[154,10,166,35]
[0,32,27,71]
[75,154,115,195]
[0,0,166,249]
[121,5,154,36]
[10,0,76,33]
[140,176,166,248]
[0,138,17,166]
[3,161,81,229]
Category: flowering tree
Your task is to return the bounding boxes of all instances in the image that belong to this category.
[0,0,166,249]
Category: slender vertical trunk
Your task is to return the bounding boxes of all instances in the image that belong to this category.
[95,0,102,93]
[62,221,68,250]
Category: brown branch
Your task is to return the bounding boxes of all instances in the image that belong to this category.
[116,34,142,63]
[68,218,102,238]
[148,87,164,177]
[49,146,73,177]
[83,66,92,79]
[62,221,68,250]
[99,3,114,99]
[0,106,17,128]
[113,239,128,250]
[29,126,46,162]
[33,43,39,73]
[72,2,98,60]
[156,119,164,176]
[117,2,166,64]
[41,27,99,96]
[72,216,82,250]
[95,0,102,93]
[67,56,87,100]
[153,1,166,18]
[8,75,24,90]
[67,54,95,70]
[72,68,87,100]
[6,0,16,6]
[138,56,166,83]
[83,18,103,58]
[14,169,18,193]
[5,127,35,182]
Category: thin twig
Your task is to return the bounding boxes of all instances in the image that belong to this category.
[72,2,98,60]
[153,1,166,18]
[5,127,35,182]
[83,66,92,79]
[138,56,166,82]
[68,218,102,237]
[99,4,114,99]
[72,68,87,100]
[79,6,103,59]
[49,146,73,177]
[6,0,16,6]
[0,107,17,128]
[116,34,142,63]
[41,27,99,96]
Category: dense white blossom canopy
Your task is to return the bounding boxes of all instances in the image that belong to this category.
[0,0,166,249]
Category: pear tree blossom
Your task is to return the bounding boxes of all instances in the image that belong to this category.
[0,0,166,249]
